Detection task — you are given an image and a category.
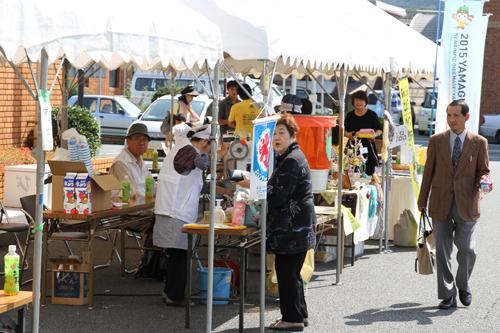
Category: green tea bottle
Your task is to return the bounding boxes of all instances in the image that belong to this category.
[4,245,19,296]
[122,175,131,203]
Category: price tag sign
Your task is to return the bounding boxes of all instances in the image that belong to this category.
[39,90,54,151]
[389,124,409,148]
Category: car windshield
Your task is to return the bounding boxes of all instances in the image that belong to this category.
[423,92,438,108]
[115,98,142,114]
[141,99,205,121]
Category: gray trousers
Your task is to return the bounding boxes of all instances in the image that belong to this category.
[433,198,477,300]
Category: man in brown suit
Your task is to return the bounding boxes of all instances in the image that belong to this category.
[418,100,492,309]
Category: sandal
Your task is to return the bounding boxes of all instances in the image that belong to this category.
[276,317,308,327]
[269,320,304,331]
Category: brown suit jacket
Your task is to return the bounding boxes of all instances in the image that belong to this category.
[418,130,489,222]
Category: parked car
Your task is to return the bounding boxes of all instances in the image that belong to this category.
[367,90,415,127]
[480,113,500,143]
[131,94,211,158]
[418,92,438,135]
[68,95,142,138]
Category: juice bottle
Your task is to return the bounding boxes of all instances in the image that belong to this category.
[122,175,131,203]
[4,245,19,296]
[145,176,154,200]
[152,149,158,170]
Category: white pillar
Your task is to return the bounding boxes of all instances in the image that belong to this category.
[310,78,317,112]
[291,75,297,94]
[282,76,286,92]
[321,76,325,111]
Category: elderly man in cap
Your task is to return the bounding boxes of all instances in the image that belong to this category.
[110,123,156,199]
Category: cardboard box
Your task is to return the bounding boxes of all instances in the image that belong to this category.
[48,161,123,213]
[75,173,91,214]
[50,252,90,305]
[63,173,78,214]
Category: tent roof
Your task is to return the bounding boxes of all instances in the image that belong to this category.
[0,0,223,72]
[181,0,436,78]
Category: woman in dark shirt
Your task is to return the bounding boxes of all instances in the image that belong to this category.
[237,113,315,331]
[345,91,382,175]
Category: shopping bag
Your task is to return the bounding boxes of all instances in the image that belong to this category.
[266,249,315,295]
[415,210,436,275]
[394,209,418,247]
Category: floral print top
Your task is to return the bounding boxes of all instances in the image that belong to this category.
[266,141,316,254]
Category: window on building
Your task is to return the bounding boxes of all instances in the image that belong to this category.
[109,70,118,88]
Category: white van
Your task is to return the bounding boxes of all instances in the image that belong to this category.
[130,70,283,110]
[130,70,224,106]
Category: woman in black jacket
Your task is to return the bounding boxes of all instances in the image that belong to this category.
[238,113,316,331]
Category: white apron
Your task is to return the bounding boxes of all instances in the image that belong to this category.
[154,140,203,249]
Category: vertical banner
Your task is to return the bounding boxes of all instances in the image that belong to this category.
[398,77,420,203]
[436,0,489,134]
[39,90,54,151]
[249,115,279,200]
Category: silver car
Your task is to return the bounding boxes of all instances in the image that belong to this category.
[68,95,142,138]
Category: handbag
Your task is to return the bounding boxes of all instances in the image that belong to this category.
[415,210,436,275]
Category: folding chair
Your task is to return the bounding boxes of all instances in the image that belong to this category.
[0,200,31,285]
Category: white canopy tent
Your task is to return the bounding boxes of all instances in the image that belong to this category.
[180,0,437,331]
[0,1,223,332]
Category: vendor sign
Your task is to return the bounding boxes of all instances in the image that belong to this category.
[398,77,420,204]
[39,90,54,151]
[435,0,489,134]
[249,115,279,200]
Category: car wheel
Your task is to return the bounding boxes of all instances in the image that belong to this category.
[496,131,500,144]
[399,117,404,125]
[418,130,425,135]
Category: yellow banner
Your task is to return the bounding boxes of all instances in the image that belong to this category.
[398,77,420,204]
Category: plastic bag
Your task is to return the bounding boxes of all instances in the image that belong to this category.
[394,209,418,247]
[266,249,315,295]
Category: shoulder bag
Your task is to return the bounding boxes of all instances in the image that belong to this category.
[415,210,436,275]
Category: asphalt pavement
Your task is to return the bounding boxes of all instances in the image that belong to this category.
[3,135,500,332]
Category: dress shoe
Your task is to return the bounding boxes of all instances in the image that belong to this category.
[166,297,195,307]
[269,320,304,331]
[459,290,472,306]
[276,318,308,327]
[438,295,457,309]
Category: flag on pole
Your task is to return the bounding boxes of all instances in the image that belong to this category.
[435,0,489,134]
[249,115,279,200]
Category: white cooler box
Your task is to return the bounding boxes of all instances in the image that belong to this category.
[4,164,52,208]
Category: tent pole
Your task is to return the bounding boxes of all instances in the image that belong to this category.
[334,67,348,285]
[306,69,338,106]
[383,73,392,252]
[258,60,270,333]
[31,48,48,333]
[206,61,220,333]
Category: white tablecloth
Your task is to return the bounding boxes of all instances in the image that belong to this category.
[387,175,421,240]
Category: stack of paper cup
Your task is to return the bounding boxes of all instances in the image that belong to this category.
[68,137,79,162]
[77,137,94,176]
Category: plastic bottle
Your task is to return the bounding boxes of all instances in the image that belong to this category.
[145,176,154,199]
[214,199,225,224]
[4,245,19,296]
[122,175,131,203]
[152,149,158,170]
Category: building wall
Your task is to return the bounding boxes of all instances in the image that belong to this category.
[481,2,499,115]
[0,63,132,149]
[0,62,63,148]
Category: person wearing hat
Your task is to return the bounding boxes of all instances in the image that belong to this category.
[228,83,261,139]
[154,125,233,307]
[279,94,303,114]
[110,123,156,199]
[173,85,201,123]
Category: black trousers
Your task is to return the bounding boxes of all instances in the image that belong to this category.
[163,248,187,301]
[275,251,308,323]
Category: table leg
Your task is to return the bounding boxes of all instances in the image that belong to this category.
[41,219,48,305]
[121,225,126,278]
[89,222,95,309]
[238,236,245,333]
[185,234,192,329]
[16,305,26,333]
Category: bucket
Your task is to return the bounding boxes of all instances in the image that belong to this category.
[196,267,232,305]
[310,169,329,192]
